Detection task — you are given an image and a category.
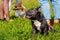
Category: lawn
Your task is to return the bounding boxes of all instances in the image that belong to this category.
[0,0,60,40]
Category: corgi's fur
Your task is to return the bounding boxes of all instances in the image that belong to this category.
[14,2,26,18]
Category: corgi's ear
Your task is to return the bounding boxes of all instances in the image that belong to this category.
[20,2,22,4]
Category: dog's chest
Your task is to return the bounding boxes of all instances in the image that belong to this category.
[33,20,41,30]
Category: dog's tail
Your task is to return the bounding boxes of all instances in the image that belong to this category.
[49,26,55,32]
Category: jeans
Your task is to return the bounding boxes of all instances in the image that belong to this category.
[38,0,60,19]
[16,0,20,3]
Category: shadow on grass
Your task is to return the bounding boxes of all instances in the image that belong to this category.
[10,15,18,19]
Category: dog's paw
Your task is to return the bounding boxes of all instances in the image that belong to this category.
[49,26,55,33]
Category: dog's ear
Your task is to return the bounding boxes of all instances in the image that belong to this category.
[35,6,41,11]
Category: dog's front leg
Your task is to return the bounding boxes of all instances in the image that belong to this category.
[44,27,48,35]
[31,21,36,34]
[32,27,36,34]
[32,23,36,34]
[23,14,26,18]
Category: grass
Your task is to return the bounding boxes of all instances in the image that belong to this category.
[0,0,60,40]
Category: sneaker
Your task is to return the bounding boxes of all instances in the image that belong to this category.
[46,19,51,26]
[54,19,59,23]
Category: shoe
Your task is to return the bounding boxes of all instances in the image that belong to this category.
[54,19,59,23]
[46,19,51,26]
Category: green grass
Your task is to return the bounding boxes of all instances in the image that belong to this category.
[0,0,60,40]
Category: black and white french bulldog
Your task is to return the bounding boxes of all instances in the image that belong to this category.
[26,6,55,34]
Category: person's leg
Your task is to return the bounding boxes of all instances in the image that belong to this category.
[52,0,60,23]
[0,1,4,20]
[4,0,9,20]
[38,0,51,26]
[9,0,12,11]
[16,0,20,3]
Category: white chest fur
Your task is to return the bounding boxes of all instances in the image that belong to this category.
[34,20,41,31]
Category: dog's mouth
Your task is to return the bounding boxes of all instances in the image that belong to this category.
[26,16,32,18]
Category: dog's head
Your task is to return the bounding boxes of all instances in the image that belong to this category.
[14,2,26,11]
[26,6,41,19]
